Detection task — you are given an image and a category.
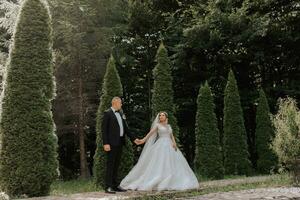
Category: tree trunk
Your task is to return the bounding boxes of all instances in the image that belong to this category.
[291,158,300,186]
[77,61,90,179]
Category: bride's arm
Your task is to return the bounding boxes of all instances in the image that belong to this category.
[141,126,158,143]
[171,133,176,144]
[170,127,177,150]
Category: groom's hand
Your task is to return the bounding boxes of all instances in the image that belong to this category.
[103,144,111,152]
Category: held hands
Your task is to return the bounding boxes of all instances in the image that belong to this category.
[103,138,145,151]
[134,138,145,145]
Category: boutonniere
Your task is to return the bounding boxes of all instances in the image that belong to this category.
[122,113,126,120]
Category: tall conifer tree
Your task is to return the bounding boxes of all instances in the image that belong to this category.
[256,89,277,173]
[194,82,224,179]
[152,42,179,141]
[0,0,58,196]
[223,70,251,175]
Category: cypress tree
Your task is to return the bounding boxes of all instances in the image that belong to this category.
[256,89,277,173]
[0,0,58,197]
[93,55,133,188]
[194,82,224,179]
[152,42,179,141]
[223,70,251,175]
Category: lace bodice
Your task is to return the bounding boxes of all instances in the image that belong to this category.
[156,123,172,138]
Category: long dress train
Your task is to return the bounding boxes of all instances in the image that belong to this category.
[120,123,199,191]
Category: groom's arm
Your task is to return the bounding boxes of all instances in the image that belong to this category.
[123,119,136,142]
[102,111,110,145]
[120,111,142,144]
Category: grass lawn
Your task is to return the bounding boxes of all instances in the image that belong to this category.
[50,179,100,195]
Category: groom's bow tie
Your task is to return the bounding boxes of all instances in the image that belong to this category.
[115,110,120,113]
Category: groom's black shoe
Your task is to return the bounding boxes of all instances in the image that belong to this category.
[114,186,127,192]
[105,187,116,194]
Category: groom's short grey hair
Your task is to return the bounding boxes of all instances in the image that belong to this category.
[111,96,121,103]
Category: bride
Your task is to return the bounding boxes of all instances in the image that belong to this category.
[119,111,199,191]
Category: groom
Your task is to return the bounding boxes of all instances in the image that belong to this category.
[102,96,142,194]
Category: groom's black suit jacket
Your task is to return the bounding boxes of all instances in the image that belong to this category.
[102,108,136,146]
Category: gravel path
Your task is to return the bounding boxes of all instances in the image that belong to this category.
[200,175,273,188]
[176,187,300,200]
[16,175,298,200]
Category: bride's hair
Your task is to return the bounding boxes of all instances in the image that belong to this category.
[158,111,168,123]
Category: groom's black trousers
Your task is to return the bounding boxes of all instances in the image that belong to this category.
[105,142,123,189]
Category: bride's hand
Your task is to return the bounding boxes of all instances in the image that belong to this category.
[172,143,177,151]
[141,138,146,144]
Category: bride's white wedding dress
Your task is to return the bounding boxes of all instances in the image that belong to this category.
[120,120,199,191]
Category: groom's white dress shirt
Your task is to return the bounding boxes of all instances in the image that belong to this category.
[111,107,124,137]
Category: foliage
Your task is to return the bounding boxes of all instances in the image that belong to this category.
[194,82,224,179]
[223,70,251,175]
[271,97,300,165]
[0,0,58,196]
[255,89,277,173]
